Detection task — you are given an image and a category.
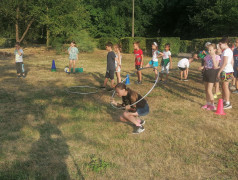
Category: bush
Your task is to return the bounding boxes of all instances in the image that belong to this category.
[0,38,15,48]
[51,37,65,54]
[67,30,96,53]
[160,37,180,56]
[145,38,161,56]
[120,37,146,54]
[180,40,192,53]
[98,37,120,50]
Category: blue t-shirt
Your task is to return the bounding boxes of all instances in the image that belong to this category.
[233,48,238,67]
[68,47,79,60]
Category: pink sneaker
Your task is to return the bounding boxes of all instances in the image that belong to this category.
[206,105,216,111]
[201,104,209,109]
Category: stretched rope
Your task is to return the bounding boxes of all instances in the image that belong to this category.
[111,67,159,109]
[65,86,98,95]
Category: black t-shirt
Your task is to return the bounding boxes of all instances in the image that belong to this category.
[107,51,116,71]
[122,88,147,111]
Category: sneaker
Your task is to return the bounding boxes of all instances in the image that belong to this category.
[17,75,21,78]
[67,72,71,75]
[230,86,236,91]
[232,90,238,94]
[216,92,221,96]
[133,126,145,134]
[201,104,209,109]
[138,81,142,84]
[223,103,232,109]
[206,105,216,111]
[183,79,188,81]
[140,120,145,125]
[214,94,218,99]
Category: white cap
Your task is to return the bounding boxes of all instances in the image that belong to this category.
[205,42,211,47]
[153,42,158,47]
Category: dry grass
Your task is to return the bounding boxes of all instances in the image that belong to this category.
[0,46,237,180]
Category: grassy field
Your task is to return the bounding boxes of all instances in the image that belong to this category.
[0,46,238,180]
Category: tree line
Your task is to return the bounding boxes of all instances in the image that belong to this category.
[0,0,237,46]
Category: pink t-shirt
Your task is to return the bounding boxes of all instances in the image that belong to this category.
[204,55,221,69]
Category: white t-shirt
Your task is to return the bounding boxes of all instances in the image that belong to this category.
[152,50,160,62]
[163,50,171,59]
[178,58,189,68]
[221,48,234,73]
[14,49,24,62]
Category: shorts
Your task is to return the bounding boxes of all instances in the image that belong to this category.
[137,103,149,116]
[105,70,115,80]
[203,69,219,83]
[69,59,77,61]
[234,65,238,78]
[115,65,121,72]
[135,65,141,70]
[161,62,170,74]
[16,62,23,74]
[149,60,158,68]
[179,67,186,71]
[220,71,233,82]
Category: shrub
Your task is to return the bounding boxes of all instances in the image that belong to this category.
[120,37,146,53]
[98,37,120,50]
[0,38,15,48]
[67,30,96,53]
[180,40,193,53]
[160,37,180,56]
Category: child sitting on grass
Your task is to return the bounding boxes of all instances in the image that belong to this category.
[133,42,143,84]
[178,53,198,81]
[14,42,25,78]
[101,42,116,90]
[67,41,79,74]
[114,44,122,83]
[160,43,172,83]
[111,83,149,134]
[199,44,221,111]
[145,42,163,82]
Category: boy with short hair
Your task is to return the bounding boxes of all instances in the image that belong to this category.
[14,42,25,78]
[232,39,238,93]
[133,42,143,84]
[101,42,116,90]
[178,53,198,81]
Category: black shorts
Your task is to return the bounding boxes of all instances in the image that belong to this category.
[105,70,115,80]
[135,65,141,70]
[179,67,186,71]
[203,69,219,83]
[16,62,23,74]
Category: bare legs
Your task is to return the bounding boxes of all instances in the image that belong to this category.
[103,78,115,88]
[120,111,141,126]
[116,72,121,83]
[222,81,230,102]
[69,60,76,73]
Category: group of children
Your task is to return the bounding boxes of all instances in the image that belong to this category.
[13,37,238,134]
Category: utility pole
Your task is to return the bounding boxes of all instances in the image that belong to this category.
[132,0,134,37]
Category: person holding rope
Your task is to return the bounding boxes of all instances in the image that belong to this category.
[111,83,149,134]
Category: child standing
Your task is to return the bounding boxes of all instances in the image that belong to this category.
[68,41,79,74]
[14,42,25,78]
[114,44,122,84]
[101,42,116,90]
[232,38,238,94]
[111,83,149,134]
[133,42,143,84]
[217,37,234,109]
[145,42,163,81]
[178,53,198,81]
[199,44,221,110]
[160,43,172,83]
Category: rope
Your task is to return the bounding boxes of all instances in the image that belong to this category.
[111,67,159,109]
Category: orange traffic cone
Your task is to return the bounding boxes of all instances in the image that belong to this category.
[215,99,226,115]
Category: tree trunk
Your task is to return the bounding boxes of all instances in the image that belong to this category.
[46,28,50,47]
[15,6,34,43]
[15,6,20,42]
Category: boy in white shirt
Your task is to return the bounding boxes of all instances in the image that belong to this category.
[14,42,25,78]
[178,53,198,81]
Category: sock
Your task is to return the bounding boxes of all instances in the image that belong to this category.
[226,101,230,105]
[207,102,211,105]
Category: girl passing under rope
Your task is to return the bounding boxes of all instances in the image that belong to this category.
[111,83,150,134]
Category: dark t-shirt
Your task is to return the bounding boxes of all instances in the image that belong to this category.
[122,88,147,111]
[107,51,116,71]
[233,48,238,67]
